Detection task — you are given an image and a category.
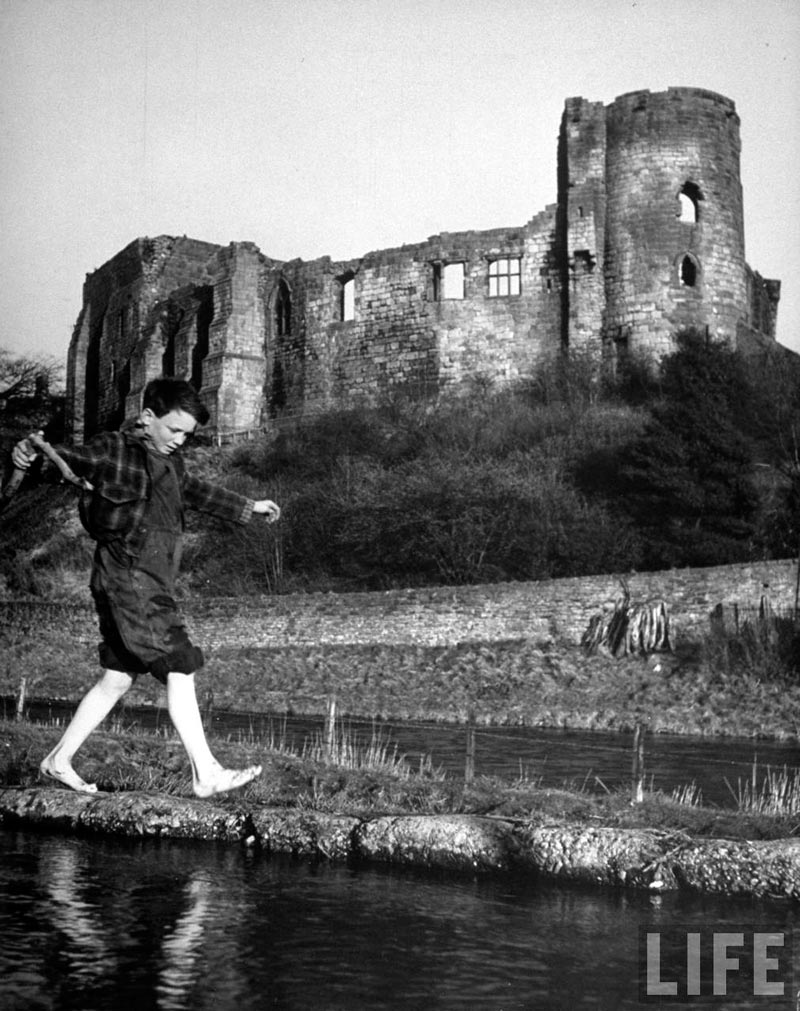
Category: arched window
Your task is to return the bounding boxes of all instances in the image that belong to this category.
[161,333,175,376]
[275,279,292,336]
[677,182,702,223]
[680,254,698,287]
[338,273,355,321]
[191,287,212,391]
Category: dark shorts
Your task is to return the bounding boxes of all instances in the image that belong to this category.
[90,539,203,685]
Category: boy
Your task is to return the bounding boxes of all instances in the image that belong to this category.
[11,377,280,798]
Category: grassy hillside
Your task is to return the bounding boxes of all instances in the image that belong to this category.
[1,335,798,598]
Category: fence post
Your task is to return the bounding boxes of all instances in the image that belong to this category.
[465,708,476,784]
[632,722,645,804]
[325,694,337,760]
[15,676,26,721]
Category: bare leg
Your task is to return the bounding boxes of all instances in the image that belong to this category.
[40,668,133,793]
[166,672,262,798]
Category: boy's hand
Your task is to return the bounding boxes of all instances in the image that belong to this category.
[11,431,44,469]
[253,499,281,523]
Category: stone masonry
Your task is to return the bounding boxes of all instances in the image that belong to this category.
[4,558,795,652]
[65,87,782,440]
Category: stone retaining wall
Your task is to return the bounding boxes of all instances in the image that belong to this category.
[2,788,797,900]
[3,558,797,649]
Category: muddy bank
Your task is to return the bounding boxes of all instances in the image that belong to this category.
[2,786,797,901]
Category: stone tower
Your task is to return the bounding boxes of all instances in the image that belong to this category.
[558,87,775,367]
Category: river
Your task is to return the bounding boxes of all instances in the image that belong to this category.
[10,697,800,807]
[1,829,797,1010]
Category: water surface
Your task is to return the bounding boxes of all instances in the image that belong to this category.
[1,830,797,1010]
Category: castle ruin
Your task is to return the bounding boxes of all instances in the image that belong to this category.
[66,87,781,440]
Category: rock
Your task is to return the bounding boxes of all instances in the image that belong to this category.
[513,823,680,890]
[0,786,247,841]
[2,787,798,901]
[250,808,359,859]
[672,837,800,899]
[354,814,520,872]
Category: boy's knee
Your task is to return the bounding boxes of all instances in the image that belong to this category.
[99,669,135,696]
[150,645,204,683]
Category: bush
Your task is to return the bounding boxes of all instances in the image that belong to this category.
[3,343,797,597]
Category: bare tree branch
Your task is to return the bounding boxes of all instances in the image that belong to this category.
[0,347,64,401]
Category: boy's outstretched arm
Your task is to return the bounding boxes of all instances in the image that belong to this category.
[11,432,93,490]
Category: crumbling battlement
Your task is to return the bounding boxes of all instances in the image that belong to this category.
[66,87,783,439]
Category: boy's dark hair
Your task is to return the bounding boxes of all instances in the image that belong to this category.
[142,377,210,426]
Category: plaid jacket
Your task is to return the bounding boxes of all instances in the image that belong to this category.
[51,430,254,556]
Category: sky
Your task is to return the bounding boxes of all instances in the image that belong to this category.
[1,0,799,369]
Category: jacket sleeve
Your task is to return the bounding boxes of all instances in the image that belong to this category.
[181,472,255,524]
[41,434,118,485]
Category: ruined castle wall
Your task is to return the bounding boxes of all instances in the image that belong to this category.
[66,89,784,440]
[127,238,220,418]
[200,242,272,432]
[67,239,148,439]
[67,237,222,437]
[743,266,781,342]
[294,217,561,412]
[559,98,607,358]
[603,88,746,362]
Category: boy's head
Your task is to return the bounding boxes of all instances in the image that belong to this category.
[139,378,210,456]
[142,378,210,425]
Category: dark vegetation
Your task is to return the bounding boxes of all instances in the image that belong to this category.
[2,329,800,598]
[190,331,800,594]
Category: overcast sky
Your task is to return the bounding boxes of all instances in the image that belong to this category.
[1,0,798,368]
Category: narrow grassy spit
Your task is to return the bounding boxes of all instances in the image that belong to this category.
[2,719,799,842]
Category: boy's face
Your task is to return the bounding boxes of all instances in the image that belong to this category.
[141,408,198,456]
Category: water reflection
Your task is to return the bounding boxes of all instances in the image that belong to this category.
[42,845,118,985]
[156,874,211,1010]
[1,830,797,1010]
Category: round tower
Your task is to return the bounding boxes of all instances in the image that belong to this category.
[603,87,746,362]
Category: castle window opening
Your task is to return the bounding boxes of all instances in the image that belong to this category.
[276,279,292,336]
[678,182,702,223]
[162,333,175,376]
[433,261,465,300]
[570,250,595,276]
[488,257,521,297]
[680,254,698,287]
[338,273,355,321]
[115,361,130,424]
[191,289,212,391]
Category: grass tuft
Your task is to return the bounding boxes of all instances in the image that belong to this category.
[725,761,800,817]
